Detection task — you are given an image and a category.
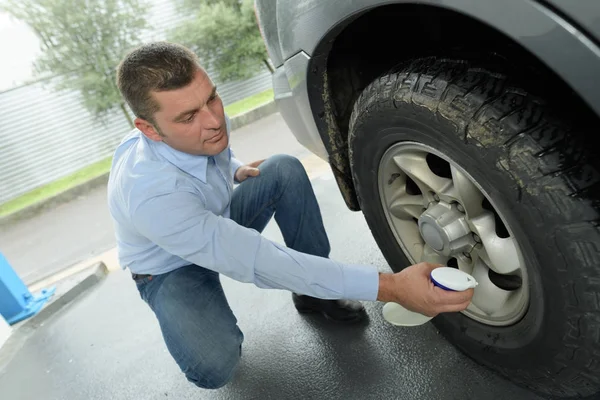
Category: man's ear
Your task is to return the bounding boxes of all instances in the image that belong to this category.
[135,118,163,142]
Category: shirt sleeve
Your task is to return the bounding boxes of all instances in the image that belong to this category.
[131,190,379,301]
[229,151,244,183]
[226,111,244,181]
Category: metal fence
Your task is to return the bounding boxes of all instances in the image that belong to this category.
[0,0,273,205]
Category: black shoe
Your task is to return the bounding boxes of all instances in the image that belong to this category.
[292,293,366,323]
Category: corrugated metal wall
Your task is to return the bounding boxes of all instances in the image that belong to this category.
[0,0,273,205]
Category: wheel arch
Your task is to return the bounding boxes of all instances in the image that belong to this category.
[306,1,600,211]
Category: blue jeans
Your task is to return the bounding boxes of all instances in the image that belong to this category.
[135,154,331,389]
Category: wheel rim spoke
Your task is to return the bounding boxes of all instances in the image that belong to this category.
[470,212,520,274]
[449,165,484,218]
[392,152,452,194]
[456,256,474,276]
[421,244,449,265]
[388,189,425,220]
[470,260,513,315]
[475,246,492,266]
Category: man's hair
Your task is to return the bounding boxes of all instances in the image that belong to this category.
[117,42,201,124]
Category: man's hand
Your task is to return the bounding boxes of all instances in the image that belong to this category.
[377,262,474,317]
[235,159,265,183]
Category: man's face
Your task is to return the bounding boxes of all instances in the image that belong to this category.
[135,69,228,156]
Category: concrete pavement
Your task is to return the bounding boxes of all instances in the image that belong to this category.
[0,172,544,400]
[0,113,311,285]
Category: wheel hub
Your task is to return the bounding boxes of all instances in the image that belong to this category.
[418,202,475,257]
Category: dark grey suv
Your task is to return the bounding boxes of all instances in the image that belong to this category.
[254,1,600,398]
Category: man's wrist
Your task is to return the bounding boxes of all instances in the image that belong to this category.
[377,272,396,302]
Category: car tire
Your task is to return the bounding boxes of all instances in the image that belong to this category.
[348,57,600,399]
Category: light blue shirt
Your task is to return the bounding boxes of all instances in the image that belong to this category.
[107,118,379,301]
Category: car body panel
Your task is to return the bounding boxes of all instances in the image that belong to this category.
[256,0,600,159]
[254,1,284,68]
[542,0,600,42]
[272,52,329,160]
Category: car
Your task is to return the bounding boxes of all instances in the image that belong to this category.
[253,1,600,399]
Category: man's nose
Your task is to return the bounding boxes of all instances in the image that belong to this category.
[202,108,221,129]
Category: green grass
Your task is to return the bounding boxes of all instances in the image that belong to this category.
[0,89,275,217]
[0,157,113,217]
[224,88,273,117]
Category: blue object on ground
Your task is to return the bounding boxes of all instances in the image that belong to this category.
[0,252,56,325]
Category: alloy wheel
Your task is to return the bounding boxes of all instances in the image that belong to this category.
[378,142,529,326]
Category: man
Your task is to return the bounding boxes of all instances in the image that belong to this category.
[108,42,474,389]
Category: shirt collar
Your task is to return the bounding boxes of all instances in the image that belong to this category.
[142,114,232,184]
[152,140,209,183]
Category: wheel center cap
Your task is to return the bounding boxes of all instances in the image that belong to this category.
[420,224,444,251]
[418,202,474,256]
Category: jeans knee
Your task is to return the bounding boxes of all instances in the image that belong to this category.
[185,345,241,389]
[269,154,307,181]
